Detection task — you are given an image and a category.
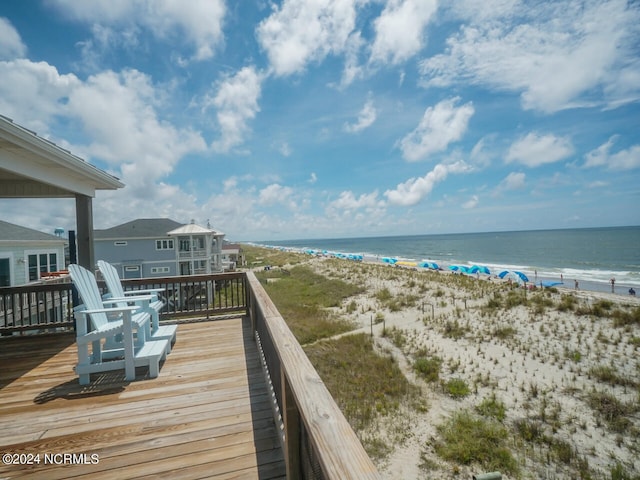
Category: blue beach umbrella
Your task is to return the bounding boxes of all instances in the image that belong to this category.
[470,265,491,275]
[448,265,460,271]
[499,270,529,283]
[381,257,398,264]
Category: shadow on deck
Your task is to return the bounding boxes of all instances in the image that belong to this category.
[0,318,285,479]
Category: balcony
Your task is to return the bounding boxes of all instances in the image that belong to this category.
[0,272,379,479]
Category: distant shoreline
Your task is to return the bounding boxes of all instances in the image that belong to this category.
[249,242,640,298]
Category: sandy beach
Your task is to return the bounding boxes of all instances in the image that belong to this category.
[285,254,640,479]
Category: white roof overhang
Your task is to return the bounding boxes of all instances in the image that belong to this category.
[0,115,123,198]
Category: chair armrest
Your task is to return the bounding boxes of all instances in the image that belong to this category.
[103,294,154,304]
[123,288,164,295]
[78,305,140,315]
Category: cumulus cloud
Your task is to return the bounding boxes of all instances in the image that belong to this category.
[0,57,207,203]
[344,97,377,133]
[584,136,640,171]
[329,190,382,211]
[256,0,358,77]
[462,195,479,209]
[48,0,226,61]
[384,160,471,206]
[369,0,437,65]
[506,132,574,167]
[207,66,262,153]
[399,97,474,161]
[500,172,526,190]
[0,59,80,134]
[0,17,27,59]
[259,183,296,209]
[420,0,640,112]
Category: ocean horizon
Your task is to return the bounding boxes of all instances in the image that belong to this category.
[256,225,640,294]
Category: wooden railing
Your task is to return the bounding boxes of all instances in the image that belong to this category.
[245,271,380,480]
[0,272,247,334]
[0,271,380,479]
[0,281,75,334]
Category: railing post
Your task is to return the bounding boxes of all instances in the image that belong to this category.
[282,370,301,479]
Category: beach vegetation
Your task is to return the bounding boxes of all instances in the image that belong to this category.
[612,306,640,327]
[242,244,305,267]
[414,354,442,383]
[443,378,470,398]
[476,393,507,421]
[586,390,636,433]
[556,294,577,312]
[589,365,637,388]
[442,319,468,339]
[493,325,517,340]
[610,462,640,480]
[304,333,419,432]
[434,410,519,476]
[257,265,360,344]
[383,326,407,349]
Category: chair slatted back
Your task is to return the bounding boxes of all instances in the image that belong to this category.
[97,260,127,305]
[68,264,110,330]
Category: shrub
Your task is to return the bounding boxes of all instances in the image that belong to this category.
[435,410,519,475]
[444,378,471,398]
[414,356,442,383]
[476,394,507,421]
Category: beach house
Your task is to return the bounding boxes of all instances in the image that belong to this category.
[94,218,226,278]
[0,220,66,286]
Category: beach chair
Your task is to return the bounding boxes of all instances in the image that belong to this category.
[97,260,177,351]
[69,264,170,385]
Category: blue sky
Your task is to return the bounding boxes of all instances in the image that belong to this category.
[0,0,639,241]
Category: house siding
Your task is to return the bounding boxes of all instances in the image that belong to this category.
[94,238,178,277]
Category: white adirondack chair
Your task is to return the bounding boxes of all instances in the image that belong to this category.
[69,264,170,385]
[97,260,177,351]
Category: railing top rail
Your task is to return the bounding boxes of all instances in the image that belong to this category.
[245,271,380,480]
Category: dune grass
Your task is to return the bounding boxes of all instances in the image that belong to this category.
[257,264,361,344]
[304,333,420,432]
[435,410,519,476]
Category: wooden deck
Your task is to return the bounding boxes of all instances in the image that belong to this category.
[0,318,285,479]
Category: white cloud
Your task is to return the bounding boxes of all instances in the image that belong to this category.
[0,60,80,134]
[0,17,27,59]
[259,183,296,209]
[67,69,206,189]
[339,31,365,87]
[48,0,226,61]
[344,97,377,133]
[506,132,574,167]
[309,172,317,184]
[369,0,437,65]
[584,136,640,171]
[207,66,262,153]
[462,195,479,209]
[384,160,471,206]
[329,190,381,211]
[500,172,526,190]
[420,0,640,112]
[399,97,474,161]
[256,0,358,77]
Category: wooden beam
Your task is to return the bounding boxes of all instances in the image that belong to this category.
[75,194,94,270]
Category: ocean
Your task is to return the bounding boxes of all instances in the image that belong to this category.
[257,226,640,294]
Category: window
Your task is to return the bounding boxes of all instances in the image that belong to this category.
[114,241,127,246]
[155,239,174,250]
[151,266,170,274]
[28,253,58,281]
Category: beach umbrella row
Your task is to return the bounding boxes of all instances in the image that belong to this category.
[418,261,440,270]
[448,264,492,275]
[498,270,529,283]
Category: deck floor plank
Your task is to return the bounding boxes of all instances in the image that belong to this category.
[0,318,285,479]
